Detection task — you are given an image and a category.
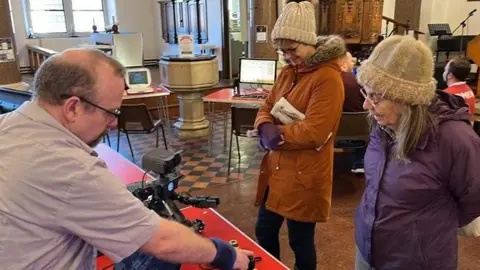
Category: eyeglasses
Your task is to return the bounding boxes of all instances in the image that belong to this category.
[61,95,121,122]
[360,88,385,108]
[277,45,299,55]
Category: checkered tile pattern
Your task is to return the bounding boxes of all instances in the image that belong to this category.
[105,111,264,192]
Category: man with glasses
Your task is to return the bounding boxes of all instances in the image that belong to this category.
[0,48,251,270]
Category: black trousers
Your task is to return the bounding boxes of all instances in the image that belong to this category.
[255,188,317,270]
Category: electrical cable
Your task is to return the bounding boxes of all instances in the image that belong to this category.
[141,169,151,189]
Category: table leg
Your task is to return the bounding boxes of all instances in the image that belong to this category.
[163,96,170,132]
[223,103,228,151]
[156,97,167,135]
[156,97,162,121]
[208,101,214,157]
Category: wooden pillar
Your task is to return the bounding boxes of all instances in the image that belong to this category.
[220,0,231,79]
[250,0,278,59]
[394,0,422,34]
[0,0,21,85]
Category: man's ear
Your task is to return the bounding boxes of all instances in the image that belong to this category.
[62,97,82,122]
[447,72,455,81]
[338,58,346,72]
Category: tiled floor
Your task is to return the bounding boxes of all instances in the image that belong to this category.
[105,111,265,192]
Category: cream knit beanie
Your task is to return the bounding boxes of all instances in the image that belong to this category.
[356,35,437,105]
[271,0,318,45]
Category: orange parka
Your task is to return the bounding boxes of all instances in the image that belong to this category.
[254,36,346,223]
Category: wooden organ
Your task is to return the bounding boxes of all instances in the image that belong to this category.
[317,0,384,44]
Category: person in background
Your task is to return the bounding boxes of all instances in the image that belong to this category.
[337,51,366,174]
[0,48,251,270]
[253,1,346,269]
[340,52,364,112]
[443,57,476,116]
[355,35,480,270]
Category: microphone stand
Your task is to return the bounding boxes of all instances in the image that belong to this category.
[452,10,476,54]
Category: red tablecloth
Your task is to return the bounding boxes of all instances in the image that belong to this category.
[96,207,289,270]
[180,207,288,270]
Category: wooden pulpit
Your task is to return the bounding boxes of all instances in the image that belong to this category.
[467,35,480,97]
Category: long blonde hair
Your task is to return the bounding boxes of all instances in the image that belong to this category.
[370,103,437,162]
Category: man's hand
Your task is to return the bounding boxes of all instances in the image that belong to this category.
[246,129,259,138]
[233,248,254,270]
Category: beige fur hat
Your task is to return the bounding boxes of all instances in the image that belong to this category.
[271,0,318,45]
[356,35,437,105]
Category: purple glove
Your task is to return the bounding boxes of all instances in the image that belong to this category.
[258,123,283,150]
[258,139,267,151]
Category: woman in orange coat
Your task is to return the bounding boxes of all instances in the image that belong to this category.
[253,1,346,269]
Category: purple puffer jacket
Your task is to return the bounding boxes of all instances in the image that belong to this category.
[355,91,480,269]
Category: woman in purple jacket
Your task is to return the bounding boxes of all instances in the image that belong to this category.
[354,35,480,270]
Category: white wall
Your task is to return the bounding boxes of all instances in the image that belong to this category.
[382,0,396,36]
[442,0,479,36]
[10,0,29,67]
[114,0,160,60]
[420,0,480,44]
[205,0,223,71]
[420,0,480,48]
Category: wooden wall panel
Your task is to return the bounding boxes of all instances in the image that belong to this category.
[394,0,422,34]
[318,0,383,45]
[332,0,364,44]
[251,0,277,58]
[0,0,21,84]
[362,0,384,43]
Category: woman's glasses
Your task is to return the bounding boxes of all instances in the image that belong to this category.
[277,44,299,55]
[360,88,385,108]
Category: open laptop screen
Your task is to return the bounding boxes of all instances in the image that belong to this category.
[128,71,149,85]
[239,58,277,85]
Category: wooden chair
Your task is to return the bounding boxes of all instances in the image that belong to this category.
[117,104,168,158]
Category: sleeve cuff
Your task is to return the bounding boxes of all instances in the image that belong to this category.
[209,238,236,270]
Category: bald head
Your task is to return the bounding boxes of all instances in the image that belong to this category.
[33,48,125,105]
[340,52,355,72]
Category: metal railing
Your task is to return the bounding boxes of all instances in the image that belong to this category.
[382,16,424,40]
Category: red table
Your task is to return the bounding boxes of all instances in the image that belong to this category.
[94,144,289,270]
[202,88,266,156]
[95,143,154,184]
[181,207,289,270]
[202,88,266,105]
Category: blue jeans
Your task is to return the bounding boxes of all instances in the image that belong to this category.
[335,140,366,170]
[114,251,181,270]
[255,188,317,270]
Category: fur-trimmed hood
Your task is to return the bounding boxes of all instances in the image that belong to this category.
[305,35,346,67]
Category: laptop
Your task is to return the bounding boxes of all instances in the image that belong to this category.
[233,58,277,99]
[125,68,155,94]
